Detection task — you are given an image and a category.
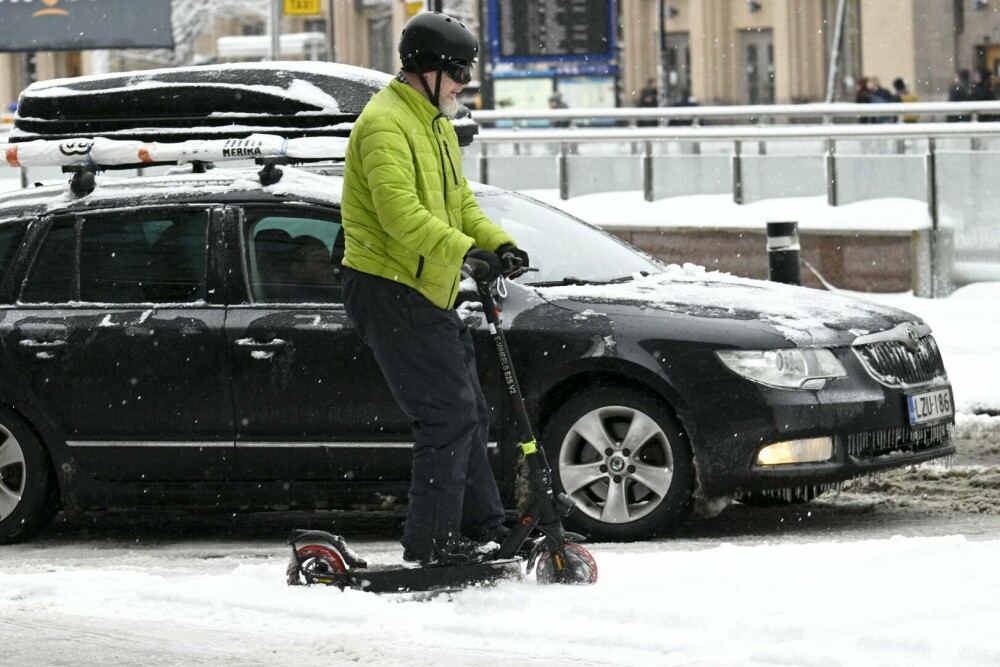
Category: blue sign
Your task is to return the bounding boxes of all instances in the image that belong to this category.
[488,0,616,64]
[0,0,174,52]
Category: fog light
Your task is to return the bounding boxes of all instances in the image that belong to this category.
[755,437,833,466]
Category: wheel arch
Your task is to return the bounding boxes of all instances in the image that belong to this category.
[535,376,699,539]
[0,400,64,500]
[0,400,63,542]
[534,369,694,456]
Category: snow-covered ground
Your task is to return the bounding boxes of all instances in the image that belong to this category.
[4,521,1000,667]
[2,187,1000,665]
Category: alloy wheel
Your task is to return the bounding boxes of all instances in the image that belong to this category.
[557,405,675,524]
[0,424,26,521]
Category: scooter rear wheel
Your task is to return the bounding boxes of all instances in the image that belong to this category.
[286,543,348,588]
[535,543,598,585]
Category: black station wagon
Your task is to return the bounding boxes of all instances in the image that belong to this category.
[0,63,955,543]
[0,163,955,543]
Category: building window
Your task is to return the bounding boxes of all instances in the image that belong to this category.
[243,20,266,37]
[368,14,394,73]
[741,29,776,105]
[304,18,327,34]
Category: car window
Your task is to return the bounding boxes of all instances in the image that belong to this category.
[20,217,75,304]
[0,219,27,285]
[476,192,664,284]
[245,212,343,304]
[20,210,209,304]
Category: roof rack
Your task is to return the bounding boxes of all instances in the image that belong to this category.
[2,134,348,196]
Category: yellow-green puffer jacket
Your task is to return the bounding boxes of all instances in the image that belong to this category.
[341,78,515,310]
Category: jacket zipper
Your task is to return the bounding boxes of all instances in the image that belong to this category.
[434,114,459,187]
[442,142,459,186]
[427,115,457,285]
[416,255,425,279]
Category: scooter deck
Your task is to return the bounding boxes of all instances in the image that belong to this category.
[336,558,524,594]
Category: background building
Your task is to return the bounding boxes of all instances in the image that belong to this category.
[2,0,999,113]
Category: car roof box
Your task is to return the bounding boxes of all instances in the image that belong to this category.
[12,61,478,147]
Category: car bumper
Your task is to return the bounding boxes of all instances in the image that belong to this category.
[666,354,956,497]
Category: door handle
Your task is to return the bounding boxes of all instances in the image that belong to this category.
[19,338,66,359]
[235,337,289,351]
[19,338,67,348]
[235,337,289,361]
[235,338,289,348]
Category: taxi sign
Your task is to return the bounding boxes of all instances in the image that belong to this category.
[284,0,322,16]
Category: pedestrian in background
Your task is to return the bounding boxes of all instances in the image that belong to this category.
[637,78,659,127]
[854,77,874,123]
[868,76,898,123]
[948,69,974,122]
[548,91,575,154]
[971,68,998,121]
[548,91,570,127]
[893,77,919,122]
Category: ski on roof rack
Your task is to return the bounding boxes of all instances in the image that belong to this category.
[2,134,347,170]
[2,134,348,197]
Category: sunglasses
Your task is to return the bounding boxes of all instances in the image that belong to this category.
[442,59,474,85]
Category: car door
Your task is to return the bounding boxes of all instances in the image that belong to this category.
[224,204,418,483]
[0,207,236,482]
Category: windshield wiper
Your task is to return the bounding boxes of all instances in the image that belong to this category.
[528,272,648,287]
[528,276,597,287]
[607,272,648,283]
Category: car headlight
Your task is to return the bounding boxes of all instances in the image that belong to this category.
[715,348,846,390]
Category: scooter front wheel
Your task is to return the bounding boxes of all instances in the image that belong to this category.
[287,543,348,588]
[535,543,598,585]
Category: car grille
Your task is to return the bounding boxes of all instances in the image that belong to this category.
[846,422,953,461]
[854,335,946,387]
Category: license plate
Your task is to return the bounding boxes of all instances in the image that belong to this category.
[906,387,953,426]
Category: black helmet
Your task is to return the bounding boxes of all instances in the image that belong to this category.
[399,11,479,72]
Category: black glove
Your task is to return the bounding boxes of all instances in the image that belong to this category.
[496,244,530,273]
[464,246,503,282]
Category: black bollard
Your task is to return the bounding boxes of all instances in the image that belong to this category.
[766,221,802,286]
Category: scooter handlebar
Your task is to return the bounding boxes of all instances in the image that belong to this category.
[461,264,538,283]
[462,261,492,282]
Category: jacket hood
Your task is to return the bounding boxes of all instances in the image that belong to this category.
[527,269,923,348]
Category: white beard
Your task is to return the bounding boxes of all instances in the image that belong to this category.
[438,96,459,120]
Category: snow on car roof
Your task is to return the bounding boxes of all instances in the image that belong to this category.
[22,61,394,110]
[24,61,392,97]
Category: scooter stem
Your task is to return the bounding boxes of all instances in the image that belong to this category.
[475,277,572,562]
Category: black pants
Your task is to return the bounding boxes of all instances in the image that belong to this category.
[342,268,504,558]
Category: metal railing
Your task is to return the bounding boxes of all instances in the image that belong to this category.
[470,120,1000,205]
[472,100,1000,126]
[465,106,1000,298]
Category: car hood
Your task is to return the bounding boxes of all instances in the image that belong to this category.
[524,267,922,348]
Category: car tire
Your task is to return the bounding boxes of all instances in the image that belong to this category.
[543,387,694,541]
[0,411,59,544]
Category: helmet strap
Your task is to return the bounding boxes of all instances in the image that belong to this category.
[412,60,443,109]
[431,60,444,109]
[433,61,444,108]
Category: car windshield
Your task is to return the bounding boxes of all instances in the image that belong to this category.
[476,192,663,285]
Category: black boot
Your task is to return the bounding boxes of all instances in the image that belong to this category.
[403,536,500,568]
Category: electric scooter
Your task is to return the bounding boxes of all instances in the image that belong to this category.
[286,265,599,593]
